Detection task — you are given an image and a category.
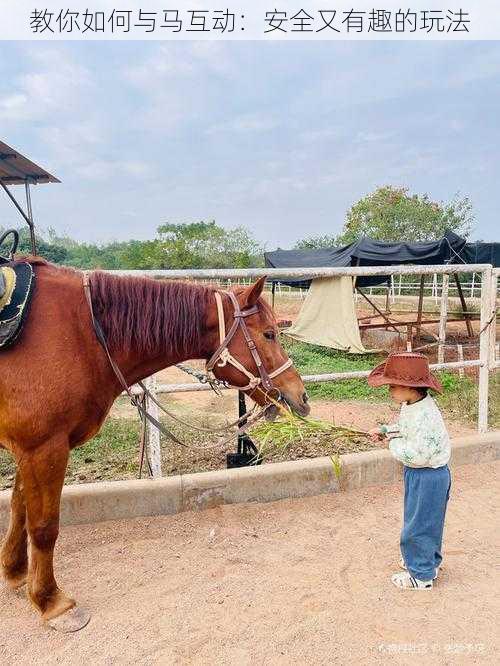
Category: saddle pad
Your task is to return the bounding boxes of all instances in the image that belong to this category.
[0,262,35,349]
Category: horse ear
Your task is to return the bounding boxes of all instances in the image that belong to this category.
[242,276,267,308]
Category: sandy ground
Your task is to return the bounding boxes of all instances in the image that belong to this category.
[1,461,498,665]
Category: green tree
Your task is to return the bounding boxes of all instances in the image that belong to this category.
[295,234,338,250]
[1,226,69,263]
[157,220,263,269]
[337,186,474,245]
[2,221,264,270]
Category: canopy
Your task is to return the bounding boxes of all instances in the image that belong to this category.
[265,232,467,287]
[461,242,500,267]
[0,139,59,185]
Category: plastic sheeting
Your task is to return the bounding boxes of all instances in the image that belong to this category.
[285,276,371,353]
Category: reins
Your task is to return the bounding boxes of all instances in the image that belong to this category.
[82,273,293,475]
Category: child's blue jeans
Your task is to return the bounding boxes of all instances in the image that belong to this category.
[401,465,451,582]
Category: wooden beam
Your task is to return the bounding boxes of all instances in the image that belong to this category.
[356,288,400,333]
[454,273,474,338]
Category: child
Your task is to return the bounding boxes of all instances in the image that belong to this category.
[367,352,451,590]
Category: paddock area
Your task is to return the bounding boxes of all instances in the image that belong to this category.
[1,460,498,665]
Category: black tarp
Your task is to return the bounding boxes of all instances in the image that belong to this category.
[265,232,467,288]
[461,242,500,267]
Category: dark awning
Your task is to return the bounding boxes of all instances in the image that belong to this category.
[265,232,467,288]
[461,242,500,267]
[0,139,60,185]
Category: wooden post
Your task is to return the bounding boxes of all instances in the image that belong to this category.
[454,273,474,338]
[145,375,162,478]
[457,344,464,377]
[438,274,449,365]
[489,272,498,370]
[415,275,425,347]
[478,266,492,433]
[406,324,413,351]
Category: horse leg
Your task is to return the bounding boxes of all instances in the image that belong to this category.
[19,438,90,632]
[1,469,28,589]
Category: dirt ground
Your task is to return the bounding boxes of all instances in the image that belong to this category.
[1,461,498,665]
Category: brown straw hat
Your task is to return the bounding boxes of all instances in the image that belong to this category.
[367,352,442,393]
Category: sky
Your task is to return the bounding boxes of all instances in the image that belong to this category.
[0,40,499,249]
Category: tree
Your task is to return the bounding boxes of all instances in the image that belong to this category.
[2,220,264,269]
[336,186,474,245]
[295,234,338,250]
[1,226,69,264]
[157,220,263,269]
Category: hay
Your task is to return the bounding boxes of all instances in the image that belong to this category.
[249,410,369,462]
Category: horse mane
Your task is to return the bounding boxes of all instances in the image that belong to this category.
[89,272,217,357]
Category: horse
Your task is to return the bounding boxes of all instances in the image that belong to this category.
[0,258,309,631]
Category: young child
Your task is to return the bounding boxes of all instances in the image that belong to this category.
[367,352,451,590]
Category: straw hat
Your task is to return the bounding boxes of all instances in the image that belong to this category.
[367,352,442,393]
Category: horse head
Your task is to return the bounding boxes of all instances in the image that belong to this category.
[206,277,310,418]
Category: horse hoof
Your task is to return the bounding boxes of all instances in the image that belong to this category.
[47,606,91,633]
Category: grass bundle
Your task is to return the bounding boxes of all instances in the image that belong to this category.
[249,407,369,463]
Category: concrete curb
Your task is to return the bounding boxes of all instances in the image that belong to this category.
[1,432,499,528]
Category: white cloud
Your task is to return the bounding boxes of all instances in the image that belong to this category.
[75,158,152,181]
[2,48,92,124]
[207,113,277,135]
[0,92,28,120]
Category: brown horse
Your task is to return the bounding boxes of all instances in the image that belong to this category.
[0,259,309,631]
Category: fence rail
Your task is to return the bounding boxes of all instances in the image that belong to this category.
[114,263,498,477]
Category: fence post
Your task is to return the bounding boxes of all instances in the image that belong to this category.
[489,271,498,369]
[437,274,449,364]
[457,344,464,377]
[478,266,492,433]
[145,375,162,478]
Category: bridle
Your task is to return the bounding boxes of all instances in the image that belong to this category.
[206,290,293,395]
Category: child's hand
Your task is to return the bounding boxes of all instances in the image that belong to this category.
[368,427,384,442]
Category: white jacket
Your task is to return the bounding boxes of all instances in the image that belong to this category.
[382,395,450,468]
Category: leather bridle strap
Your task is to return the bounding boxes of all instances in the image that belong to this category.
[206,291,293,393]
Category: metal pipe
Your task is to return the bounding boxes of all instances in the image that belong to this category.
[24,181,37,255]
[106,264,492,281]
[0,180,33,227]
[129,360,483,396]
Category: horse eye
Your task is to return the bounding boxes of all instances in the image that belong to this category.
[264,330,276,341]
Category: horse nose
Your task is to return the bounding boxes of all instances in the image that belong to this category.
[302,391,309,404]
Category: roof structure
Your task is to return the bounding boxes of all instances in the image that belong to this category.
[0,139,60,185]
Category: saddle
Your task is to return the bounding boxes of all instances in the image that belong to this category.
[0,262,35,349]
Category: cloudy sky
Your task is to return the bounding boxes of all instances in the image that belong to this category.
[0,40,498,248]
